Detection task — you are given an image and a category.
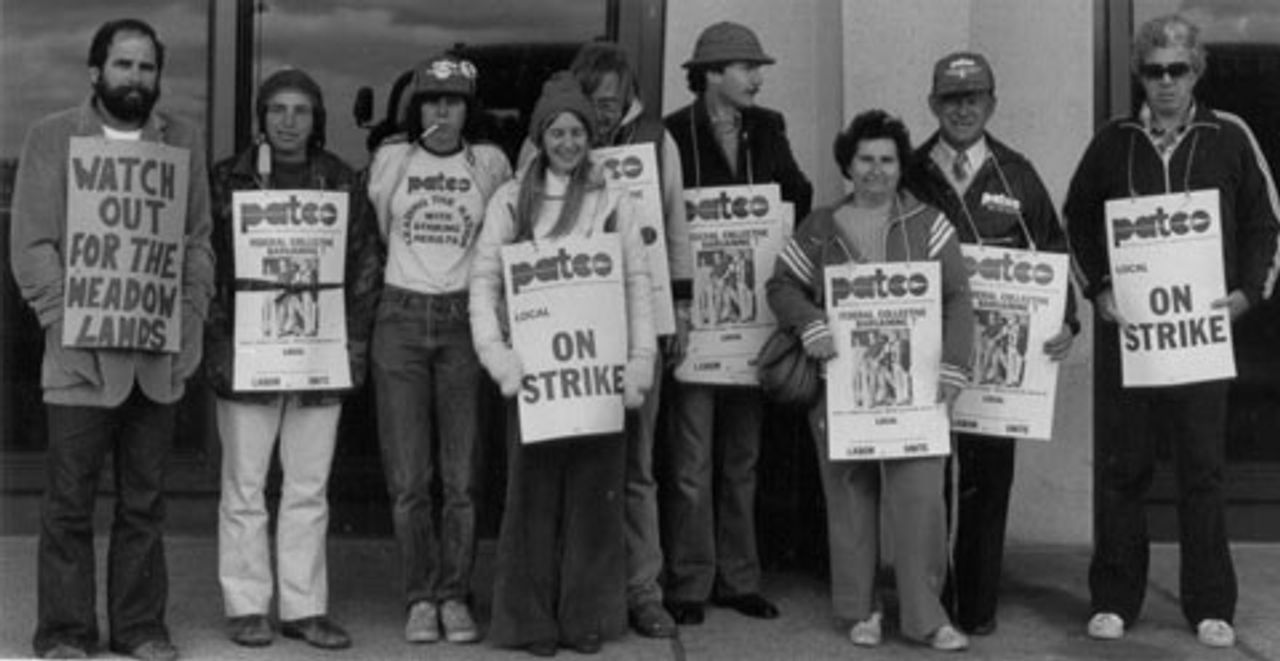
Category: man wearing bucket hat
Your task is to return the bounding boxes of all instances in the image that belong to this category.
[366,52,512,646]
[206,66,381,651]
[906,51,1078,637]
[661,21,812,626]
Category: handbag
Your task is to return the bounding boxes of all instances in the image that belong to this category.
[756,327,820,407]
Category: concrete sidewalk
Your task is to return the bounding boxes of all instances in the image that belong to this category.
[1,537,1277,660]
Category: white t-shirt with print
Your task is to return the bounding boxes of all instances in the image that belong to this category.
[384,148,487,294]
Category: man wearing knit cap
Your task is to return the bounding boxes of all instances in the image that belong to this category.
[661,20,811,626]
[206,66,381,651]
[11,18,213,661]
[906,51,1078,637]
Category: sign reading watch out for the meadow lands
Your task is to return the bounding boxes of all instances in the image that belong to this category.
[1105,190,1234,387]
[502,234,628,443]
[62,138,188,353]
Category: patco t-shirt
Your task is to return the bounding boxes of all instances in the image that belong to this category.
[384,148,486,294]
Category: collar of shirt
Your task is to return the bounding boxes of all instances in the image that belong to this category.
[930,135,988,192]
[1140,102,1196,156]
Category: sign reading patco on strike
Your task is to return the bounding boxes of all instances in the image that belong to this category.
[676,184,792,385]
[591,143,675,335]
[825,261,949,460]
[952,246,1068,440]
[1105,190,1234,386]
[62,137,188,352]
[231,190,352,391]
[503,234,628,443]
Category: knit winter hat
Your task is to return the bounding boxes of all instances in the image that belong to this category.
[256,67,326,149]
[683,21,774,68]
[528,71,596,141]
[932,52,995,97]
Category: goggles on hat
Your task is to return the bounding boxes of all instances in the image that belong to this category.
[425,58,477,81]
[1138,62,1192,80]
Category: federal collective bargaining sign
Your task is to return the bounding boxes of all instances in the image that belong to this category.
[503,234,628,444]
[952,245,1068,440]
[230,189,352,392]
[62,137,188,353]
[824,261,949,461]
[1105,190,1234,387]
[675,183,792,385]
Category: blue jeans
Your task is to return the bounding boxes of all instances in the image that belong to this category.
[373,286,483,605]
[35,388,175,656]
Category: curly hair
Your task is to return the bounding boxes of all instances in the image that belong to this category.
[832,109,913,183]
[1131,14,1206,76]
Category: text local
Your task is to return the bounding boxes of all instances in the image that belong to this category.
[519,329,625,404]
[510,248,614,294]
[685,192,770,221]
[964,253,1054,285]
[1112,206,1211,247]
[1122,284,1228,351]
[830,268,929,304]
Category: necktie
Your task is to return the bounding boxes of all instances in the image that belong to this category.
[953,150,970,184]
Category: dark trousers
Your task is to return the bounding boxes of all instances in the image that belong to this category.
[35,389,175,656]
[1090,340,1236,625]
[943,435,1015,631]
[489,404,627,648]
[373,287,484,605]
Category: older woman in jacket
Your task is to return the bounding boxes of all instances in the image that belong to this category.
[767,110,974,652]
[469,72,655,657]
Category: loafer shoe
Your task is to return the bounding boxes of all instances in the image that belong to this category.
[629,601,677,638]
[664,600,705,625]
[928,624,969,652]
[119,639,179,661]
[711,593,780,619]
[228,614,273,647]
[849,611,882,647]
[562,633,602,654]
[1197,619,1235,648]
[38,643,89,659]
[440,599,479,644]
[524,639,558,657]
[281,615,352,650]
[404,601,439,643]
[1087,612,1125,640]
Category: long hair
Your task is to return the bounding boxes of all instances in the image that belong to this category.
[513,112,601,242]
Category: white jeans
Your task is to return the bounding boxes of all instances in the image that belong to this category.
[217,396,340,619]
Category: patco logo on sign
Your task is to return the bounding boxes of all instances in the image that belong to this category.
[830,268,929,303]
[408,173,472,193]
[685,191,770,221]
[964,252,1055,285]
[1111,205,1212,247]
[240,195,339,232]
[510,247,614,294]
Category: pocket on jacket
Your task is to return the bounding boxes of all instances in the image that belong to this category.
[41,326,101,389]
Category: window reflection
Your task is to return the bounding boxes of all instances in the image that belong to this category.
[254,0,609,168]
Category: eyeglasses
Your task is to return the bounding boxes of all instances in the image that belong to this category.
[1138,62,1193,80]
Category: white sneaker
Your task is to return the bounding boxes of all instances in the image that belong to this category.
[928,624,970,652]
[1087,612,1125,640]
[848,611,882,647]
[404,601,439,644]
[440,599,479,644]
[1197,619,1235,648]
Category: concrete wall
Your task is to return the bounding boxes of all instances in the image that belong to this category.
[665,0,1098,546]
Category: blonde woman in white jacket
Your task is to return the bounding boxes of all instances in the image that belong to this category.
[469,72,655,657]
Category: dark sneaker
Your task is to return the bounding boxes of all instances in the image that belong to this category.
[228,614,273,647]
[281,615,352,650]
[664,599,705,625]
[711,593,780,619]
[124,639,179,661]
[629,601,677,638]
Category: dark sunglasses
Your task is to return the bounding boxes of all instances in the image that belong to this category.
[1139,62,1193,80]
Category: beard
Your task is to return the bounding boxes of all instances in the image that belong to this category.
[94,77,160,125]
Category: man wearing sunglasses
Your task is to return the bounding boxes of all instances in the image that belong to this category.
[1064,13,1280,649]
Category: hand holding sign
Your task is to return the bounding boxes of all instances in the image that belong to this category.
[1042,323,1075,362]
[1095,288,1127,325]
[1210,289,1249,322]
[482,345,525,397]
